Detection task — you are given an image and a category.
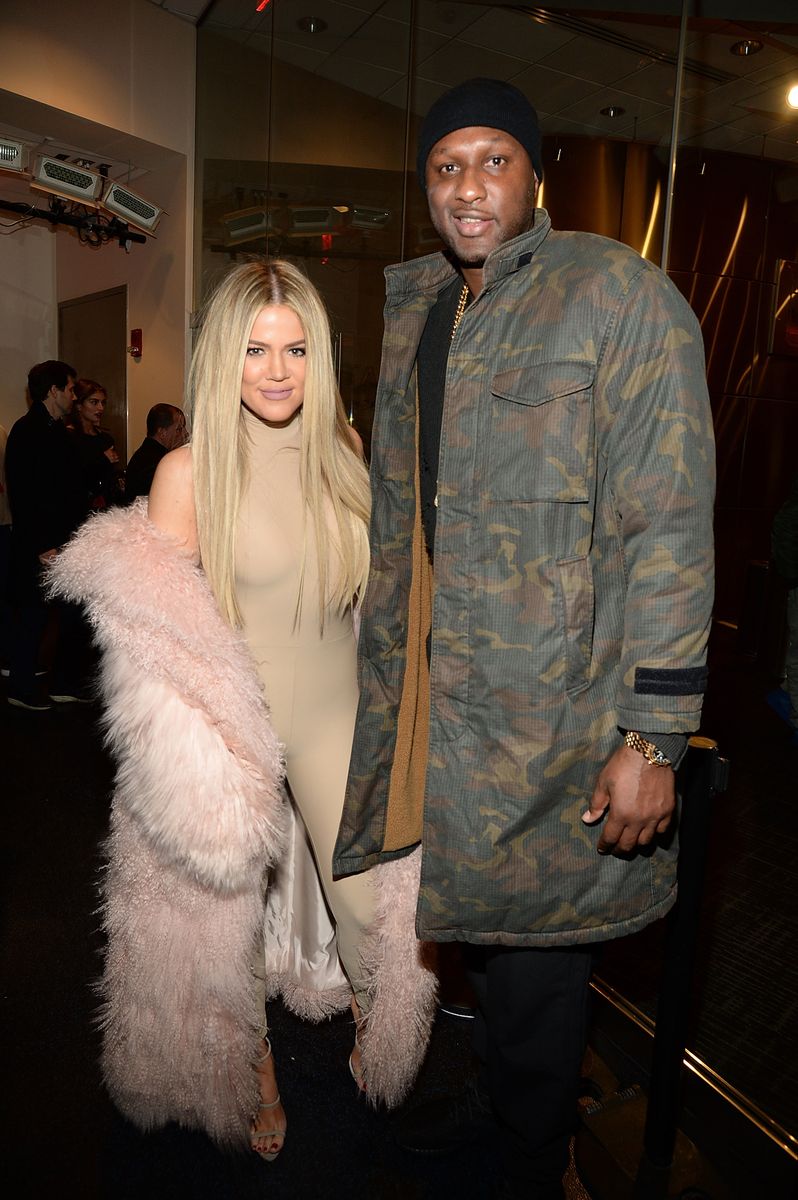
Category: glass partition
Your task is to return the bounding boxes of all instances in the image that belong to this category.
[195,0,798,1162]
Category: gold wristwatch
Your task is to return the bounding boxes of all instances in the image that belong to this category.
[624,731,672,767]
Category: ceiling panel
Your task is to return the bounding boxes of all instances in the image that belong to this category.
[269,0,372,53]
[381,75,448,116]
[379,0,488,38]
[147,0,798,163]
[679,124,754,151]
[332,14,412,71]
[271,37,330,72]
[535,36,657,86]
[457,8,576,62]
[555,86,667,135]
[316,54,404,97]
[510,63,603,115]
[612,61,716,105]
[590,18,680,54]
[417,39,529,87]
[685,33,795,77]
[635,109,717,144]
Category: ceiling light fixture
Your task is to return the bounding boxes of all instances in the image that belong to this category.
[297,16,327,34]
[256,1,272,12]
[787,84,798,109]
[730,39,763,56]
[0,138,27,174]
[600,106,626,118]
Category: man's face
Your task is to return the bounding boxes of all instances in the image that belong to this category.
[425,127,538,266]
[51,376,76,419]
[165,411,187,450]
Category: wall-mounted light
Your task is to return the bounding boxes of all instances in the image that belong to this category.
[31,155,103,203]
[0,138,27,174]
[221,206,276,246]
[730,40,763,56]
[787,84,798,110]
[101,181,162,234]
[24,154,161,241]
[351,207,391,229]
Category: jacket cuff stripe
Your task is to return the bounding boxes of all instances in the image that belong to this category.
[634,666,708,696]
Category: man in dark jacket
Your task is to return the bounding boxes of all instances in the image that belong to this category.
[5,360,88,709]
[124,404,186,504]
[334,80,715,1199]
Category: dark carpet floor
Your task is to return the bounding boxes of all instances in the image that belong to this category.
[598,622,798,1141]
[0,694,583,1199]
[2,615,795,1197]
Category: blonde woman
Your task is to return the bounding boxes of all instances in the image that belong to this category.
[146,259,374,1158]
[49,260,384,1157]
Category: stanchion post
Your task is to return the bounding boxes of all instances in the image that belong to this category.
[641,736,730,1170]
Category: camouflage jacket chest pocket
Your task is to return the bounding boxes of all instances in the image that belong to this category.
[482,361,595,503]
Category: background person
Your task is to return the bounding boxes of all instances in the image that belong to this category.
[5,360,90,709]
[334,78,716,1200]
[124,403,187,503]
[67,379,123,511]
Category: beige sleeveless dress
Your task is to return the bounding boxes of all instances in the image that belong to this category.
[235,405,373,1015]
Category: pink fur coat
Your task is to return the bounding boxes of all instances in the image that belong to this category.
[49,503,437,1147]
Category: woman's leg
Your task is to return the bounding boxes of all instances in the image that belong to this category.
[286,638,376,1018]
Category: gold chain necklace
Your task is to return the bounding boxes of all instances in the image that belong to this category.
[450,282,470,339]
[436,281,471,510]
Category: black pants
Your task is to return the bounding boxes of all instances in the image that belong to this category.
[8,593,91,698]
[464,943,596,1198]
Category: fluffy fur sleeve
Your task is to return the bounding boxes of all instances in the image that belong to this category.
[48,502,287,892]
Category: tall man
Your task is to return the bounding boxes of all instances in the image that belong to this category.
[124,403,187,503]
[334,79,715,1199]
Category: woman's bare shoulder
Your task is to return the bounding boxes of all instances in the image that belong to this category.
[345,424,364,458]
[148,444,198,553]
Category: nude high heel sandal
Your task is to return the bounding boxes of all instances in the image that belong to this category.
[251,1036,287,1162]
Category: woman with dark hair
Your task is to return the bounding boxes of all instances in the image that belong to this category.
[67,379,122,510]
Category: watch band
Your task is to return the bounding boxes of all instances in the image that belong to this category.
[624,730,672,767]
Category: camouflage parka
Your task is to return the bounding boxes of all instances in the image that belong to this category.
[334,212,716,946]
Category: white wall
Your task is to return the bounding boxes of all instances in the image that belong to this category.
[0,178,56,432]
[0,0,195,451]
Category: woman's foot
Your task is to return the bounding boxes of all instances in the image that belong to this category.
[251,1037,287,1162]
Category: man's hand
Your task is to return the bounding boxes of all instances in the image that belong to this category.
[581,745,675,855]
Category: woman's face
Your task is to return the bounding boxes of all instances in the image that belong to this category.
[241,305,306,428]
[77,391,106,432]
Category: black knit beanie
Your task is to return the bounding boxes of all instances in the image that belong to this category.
[416,77,543,190]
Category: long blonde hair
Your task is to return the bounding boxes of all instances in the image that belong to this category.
[188,259,370,628]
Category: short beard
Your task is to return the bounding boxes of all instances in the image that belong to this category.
[431,202,536,267]
[453,251,485,268]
